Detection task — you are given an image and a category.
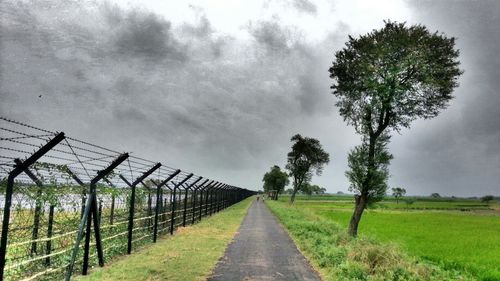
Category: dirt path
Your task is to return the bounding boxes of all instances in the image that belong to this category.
[208,200,321,281]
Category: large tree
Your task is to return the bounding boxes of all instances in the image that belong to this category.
[262,165,290,200]
[286,134,330,204]
[329,21,462,236]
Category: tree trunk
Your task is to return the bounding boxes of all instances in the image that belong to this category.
[348,195,366,237]
[290,188,298,204]
[348,134,376,237]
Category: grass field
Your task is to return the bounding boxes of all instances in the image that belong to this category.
[77,197,253,281]
[272,195,499,281]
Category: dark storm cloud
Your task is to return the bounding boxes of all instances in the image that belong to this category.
[2,0,497,196]
[110,9,187,61]
[0,0,339,189]
[387,0,500,196]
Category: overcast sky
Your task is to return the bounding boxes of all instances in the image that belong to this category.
[1,0,499,196]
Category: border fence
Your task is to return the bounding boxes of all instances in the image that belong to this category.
[0,117,255,280]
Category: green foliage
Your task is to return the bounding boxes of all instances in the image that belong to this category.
[300,183,327,195]
[431,193,441,198]
[480,195,494,203]
[329,21,462,134]
[286,134,330,203]
[262,165,289,194]
[346,134,393,204]
[403,198,415,208]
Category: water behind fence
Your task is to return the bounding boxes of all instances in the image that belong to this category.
[0,117,254,280]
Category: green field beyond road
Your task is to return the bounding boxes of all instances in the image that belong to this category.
[78,197,254,281]
[273,195,499,280]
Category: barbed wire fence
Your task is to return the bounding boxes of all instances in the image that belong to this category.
[0,117,255,281]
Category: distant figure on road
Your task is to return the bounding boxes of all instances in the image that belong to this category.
[256,195,260,201]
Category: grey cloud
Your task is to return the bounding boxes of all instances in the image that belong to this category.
[250,20,292,54]
[112,10,187,61]
[292,0,317,15]
[181,14,213,38]
[3,0,498,196]
[386,0,500,196]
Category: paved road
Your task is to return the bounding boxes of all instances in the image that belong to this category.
[208,200,321,281]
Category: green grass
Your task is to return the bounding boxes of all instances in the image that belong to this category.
[273,196,499,281]
[316,208,500,280]
[77,197,253,281]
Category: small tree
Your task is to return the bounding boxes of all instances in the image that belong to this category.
[404,198,415,209]
[329,21,462,236]
[262,165,290,200]
[481,195,494,203]
[431,193,441,198]
[286,134,330,204]
[391,187,406,204]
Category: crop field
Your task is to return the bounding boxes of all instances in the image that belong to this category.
[275,195,500,280]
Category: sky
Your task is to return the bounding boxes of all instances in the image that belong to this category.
[1,0,499,197]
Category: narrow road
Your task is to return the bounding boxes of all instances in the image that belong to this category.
[208,200,321,281]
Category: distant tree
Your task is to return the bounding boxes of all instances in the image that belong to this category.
[285,188,294,194]
[300,184,326,196]
[301,183,314,196]
[262,165,289,200]
[431,193,441,198]
[329,21,462,236]
[391,187,406,204]
[336,191,344,195]
[316,186,327,195]
[481,195,494,203]
[286,134,330,204]
[404,198,415,209]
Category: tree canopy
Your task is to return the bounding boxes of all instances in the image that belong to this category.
[329,21,462,135]
[286,134,330,203]
[262,165,289,199]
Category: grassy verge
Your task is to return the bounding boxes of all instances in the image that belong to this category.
[266,200,474,281]
[315,208,499,280]
[77,197,253,281]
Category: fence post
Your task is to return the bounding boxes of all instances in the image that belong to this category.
[205,182,217,216]
[199,180,213,221]
[13,158,45,256]
[119,163,161,255]
[217,184,226,213]
[210,183,223,216]
[150,170,180,242]
[45,204,55,266]
[183,177,202,227]
[0,132,64,280]
[192,179,209,224]
[170,174,193,235]
[81,153,129,275]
